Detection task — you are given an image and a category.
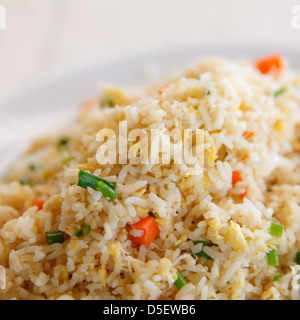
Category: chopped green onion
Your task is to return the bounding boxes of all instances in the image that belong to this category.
[107,99,114,107]
[269,222,284,238]
[62,156,73,165]
[46,231,65,245]
[205,89,211,95]
[19,178,33,185]
[274,87,287,97]
[75,229,84,238]
[78,170,99,189]
[273,272,283,282]
[78,170,116,190]
[296,251,300,265]
[77,170,117,201]
[174,271,187,290]
[102,96,115,108]
[58,137,69,150]
[268,248,279,267]
[28,164,39,171]
[96,180,117,201]
[82,225,91,235]
[76,225,91,238]
[192,240,218,259]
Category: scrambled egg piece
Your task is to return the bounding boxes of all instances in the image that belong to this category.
[224,222,248,251]
[158,258,176,283]
[97,267,107,284]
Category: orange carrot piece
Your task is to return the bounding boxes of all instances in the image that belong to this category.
[232,171,243,186]
[255,55,284,77]
[232,171,248,198]
[158,85,170,95]
[243,131,254,139]
[31,198,44,211]
[130,216,159,245]
[239,186,248,198]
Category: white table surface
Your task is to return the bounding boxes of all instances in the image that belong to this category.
[0,0,300,102]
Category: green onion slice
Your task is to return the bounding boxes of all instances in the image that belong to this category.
[96,180,117,201]
[19,178,33,185]
[76,225,91,238]
[106,99,115,107]
[78,170,116,190]
[268,248,280,267]
[75,229,84,238]
[58,137,69,149]
[62,156,73,165]
[102,96,115,108]
[269,222,284,238]
[174,271,187,290]
[273,273,283,282]
[46,231,65,245]
[82,225,91,235]
[77,170,117,201]
[274,87,287,97]
[296,251,300,265]
[28,164,39,171]
[192,240,218,259]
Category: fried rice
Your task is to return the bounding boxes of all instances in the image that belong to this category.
[0,55,300,300]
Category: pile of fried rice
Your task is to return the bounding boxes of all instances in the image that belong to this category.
[1,56,300,300]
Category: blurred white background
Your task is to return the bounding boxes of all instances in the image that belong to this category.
[0,0,300,101]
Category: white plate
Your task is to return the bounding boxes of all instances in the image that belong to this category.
[0,45,299,175]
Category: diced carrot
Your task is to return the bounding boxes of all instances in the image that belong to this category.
[242,131,254,139]
[255,55,284,77]
[232,171,243,186]
[239,186,248,198]
[158,85,170,95]
[232,171,248,198]
[130,216,159,245]
[31,198,44,211]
